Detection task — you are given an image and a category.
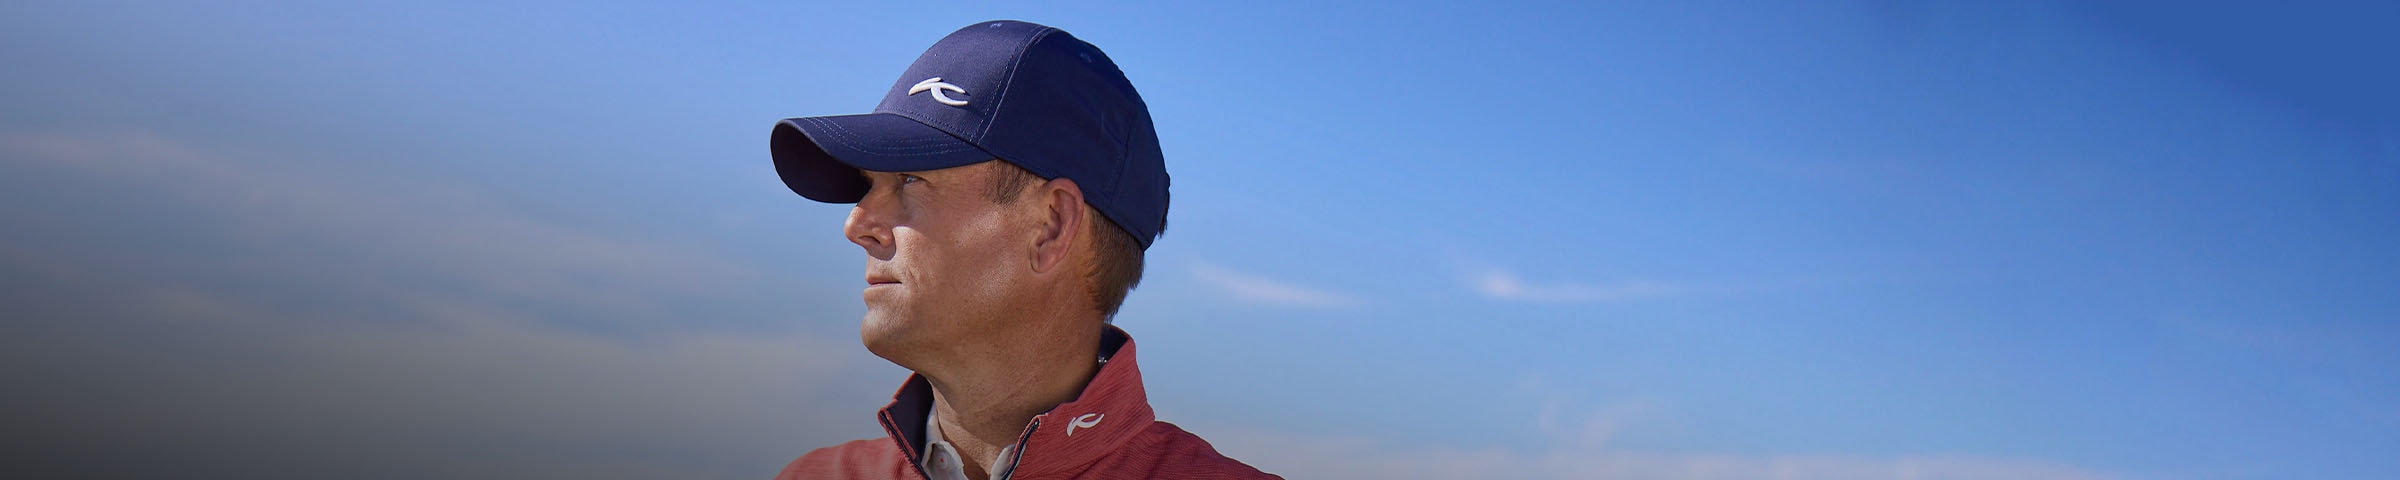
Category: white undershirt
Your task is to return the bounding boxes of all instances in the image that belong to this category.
[922,408,1017,480]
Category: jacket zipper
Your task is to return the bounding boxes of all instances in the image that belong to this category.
[883,411,937,480]
[995,418,1040,480]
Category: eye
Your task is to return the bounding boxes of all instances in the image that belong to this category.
[897,174,924,185]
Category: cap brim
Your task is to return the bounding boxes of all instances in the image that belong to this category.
[771,113,996,203]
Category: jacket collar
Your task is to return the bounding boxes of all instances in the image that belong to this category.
[876,325,1155,479]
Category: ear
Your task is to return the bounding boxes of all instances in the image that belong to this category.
[1030,177,1085,275]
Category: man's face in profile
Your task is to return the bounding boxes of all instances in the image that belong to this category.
[843,160,1030,362]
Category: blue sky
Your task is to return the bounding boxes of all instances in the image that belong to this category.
[2,1,2394,479]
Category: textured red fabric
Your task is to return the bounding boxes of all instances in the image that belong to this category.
[775,327,1278,480]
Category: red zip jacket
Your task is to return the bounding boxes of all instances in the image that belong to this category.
[776,327,1278,480]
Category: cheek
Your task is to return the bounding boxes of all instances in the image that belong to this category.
[941,212,1025,297]
[891,203,1025,298]
[974,219,1032,297]
[890,227,934,279]
[889,227,972,286]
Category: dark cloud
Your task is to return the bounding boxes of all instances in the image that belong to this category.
[0,131,896,479]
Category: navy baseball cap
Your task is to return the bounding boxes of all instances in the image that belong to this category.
[771,20,1168,249]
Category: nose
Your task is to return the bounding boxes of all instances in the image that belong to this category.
[844,188,897,261]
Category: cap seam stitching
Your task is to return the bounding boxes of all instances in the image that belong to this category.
[974,25,1055,144]
[804,117,982,157]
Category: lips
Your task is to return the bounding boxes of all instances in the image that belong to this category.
[865,272,901,286]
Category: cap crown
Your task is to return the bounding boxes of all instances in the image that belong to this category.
[872,21,1169,249]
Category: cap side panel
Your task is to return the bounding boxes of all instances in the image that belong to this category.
[974,26,1058,143]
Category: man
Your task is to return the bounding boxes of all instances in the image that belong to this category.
[766,20,1277,480]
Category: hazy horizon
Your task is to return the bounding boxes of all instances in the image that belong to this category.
[4,1,2395,479]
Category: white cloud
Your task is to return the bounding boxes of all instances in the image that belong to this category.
[1182,375,2116,480]
[1197,425,2116,480]
[1475,269,1681,303]
[1190,261,1360,307]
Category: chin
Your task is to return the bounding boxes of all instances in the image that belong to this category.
[857,309,926,367]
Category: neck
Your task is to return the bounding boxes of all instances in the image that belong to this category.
[922,314,1103,479]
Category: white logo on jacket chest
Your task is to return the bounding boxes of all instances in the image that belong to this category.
[1066,413,1105,436]
[908,77,969,106]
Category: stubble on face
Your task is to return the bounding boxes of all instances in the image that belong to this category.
[850,162,1037,370]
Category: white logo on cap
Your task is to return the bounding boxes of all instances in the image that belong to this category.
[908,77,969,107]
[1067,413,1104,436]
